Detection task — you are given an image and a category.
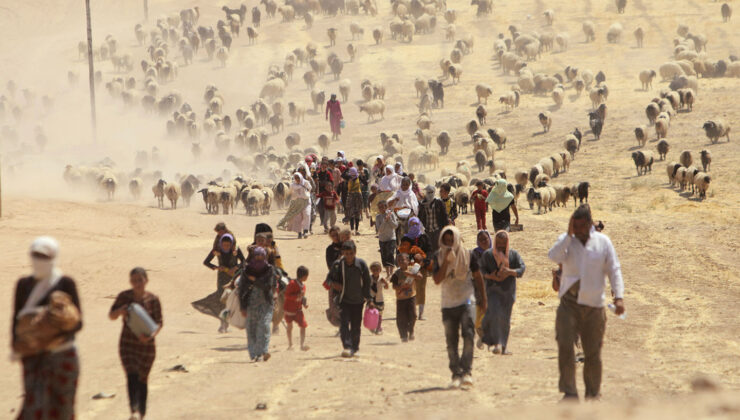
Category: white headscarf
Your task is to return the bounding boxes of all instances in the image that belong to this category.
[18,236,63,319]
[378,165,400,192]
[392,178,418,215]
[291,172,312,199]
[436,226,470,281]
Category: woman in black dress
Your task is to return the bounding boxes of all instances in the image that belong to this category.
[486,179,519,232]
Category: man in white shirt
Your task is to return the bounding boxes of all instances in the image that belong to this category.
[548,204,625,401]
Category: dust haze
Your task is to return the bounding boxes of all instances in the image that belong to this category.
[0,0,739,418]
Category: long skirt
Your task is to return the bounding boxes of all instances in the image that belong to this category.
[191,271,232,318]
[481,284,515,349]
[246,289,274,360]
[370,191,394,219]
[346,192,363,219]
[277,198,310,233]
[330,115,342,135]
[20,349,79,420]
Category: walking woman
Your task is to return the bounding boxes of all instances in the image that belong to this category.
[278,172,313,238]
[12,237,82,420]
[345,167,364,234]
[109,267,163,420]
[471,230,492,349]
[399,217,432,320]
[325,93,343,141]
[370,165,401,220]
[323,227,343,329]
[479,230,525,355]
[486,179,519,232]
[238,247,277,361]
[199,234,245,333]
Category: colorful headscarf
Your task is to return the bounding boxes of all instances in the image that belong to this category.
[348,167,358,179]
[405,216,424,240]
[249,246,268,271]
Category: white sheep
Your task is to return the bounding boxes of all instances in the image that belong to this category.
[639,70,656,90]
[693,172,711,199]
[359,100,385,121]
[659,62,684,81]
[583,21,596,42]
[606,23,623,43]
[476,84,493,104]
[339,79,351,102]
[555,33,569,52]
[655,118,669,139]
[534,186,556,214]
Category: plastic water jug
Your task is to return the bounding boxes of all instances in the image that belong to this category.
[127,303,159,337]
[363,307,380,331]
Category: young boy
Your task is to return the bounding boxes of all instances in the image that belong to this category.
[470,181,489,230]
[369,262,389,334]
[390,253,422,342]
[439,183,458,226]
[376,200,399,278]
[317,182,339,232]
[285,266,310,351]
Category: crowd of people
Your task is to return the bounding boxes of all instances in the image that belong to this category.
[9,150,626,419]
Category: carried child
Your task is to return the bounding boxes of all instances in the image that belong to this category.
[390,253,422,342]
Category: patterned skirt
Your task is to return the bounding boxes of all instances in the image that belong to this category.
[345,192,363,219]
[191,271,232,319]
[120,335,156,382]
[20,348,79,420]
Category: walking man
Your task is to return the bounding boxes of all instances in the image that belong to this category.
[548,204,625,401]
[326,240,372,357]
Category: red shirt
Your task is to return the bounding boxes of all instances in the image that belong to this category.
[318,191,339,210]
[471,189,489,211]
[284,279,305,313]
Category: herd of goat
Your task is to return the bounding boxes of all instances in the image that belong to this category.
[7,0,733,215]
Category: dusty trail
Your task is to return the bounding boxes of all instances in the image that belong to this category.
[0,0,738,418]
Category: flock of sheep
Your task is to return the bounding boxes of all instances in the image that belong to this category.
[52,0,736,217]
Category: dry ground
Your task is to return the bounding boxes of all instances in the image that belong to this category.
[0,0,738,418]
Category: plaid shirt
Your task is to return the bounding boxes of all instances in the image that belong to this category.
[111,290,163,381]
[420,198,448,232]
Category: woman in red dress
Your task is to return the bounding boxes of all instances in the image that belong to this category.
[325,94,343,141]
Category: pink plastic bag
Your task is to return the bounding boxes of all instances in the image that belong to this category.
[363,307,379,331]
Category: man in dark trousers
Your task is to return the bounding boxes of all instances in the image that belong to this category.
[326,240,372,358]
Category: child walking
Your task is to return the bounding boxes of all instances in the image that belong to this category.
[317,182,339,232]
[369,262,389,335]
[390,253,422,342]
[470,181,489,230]
[375,200,399,278]
[285,266,310,351]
